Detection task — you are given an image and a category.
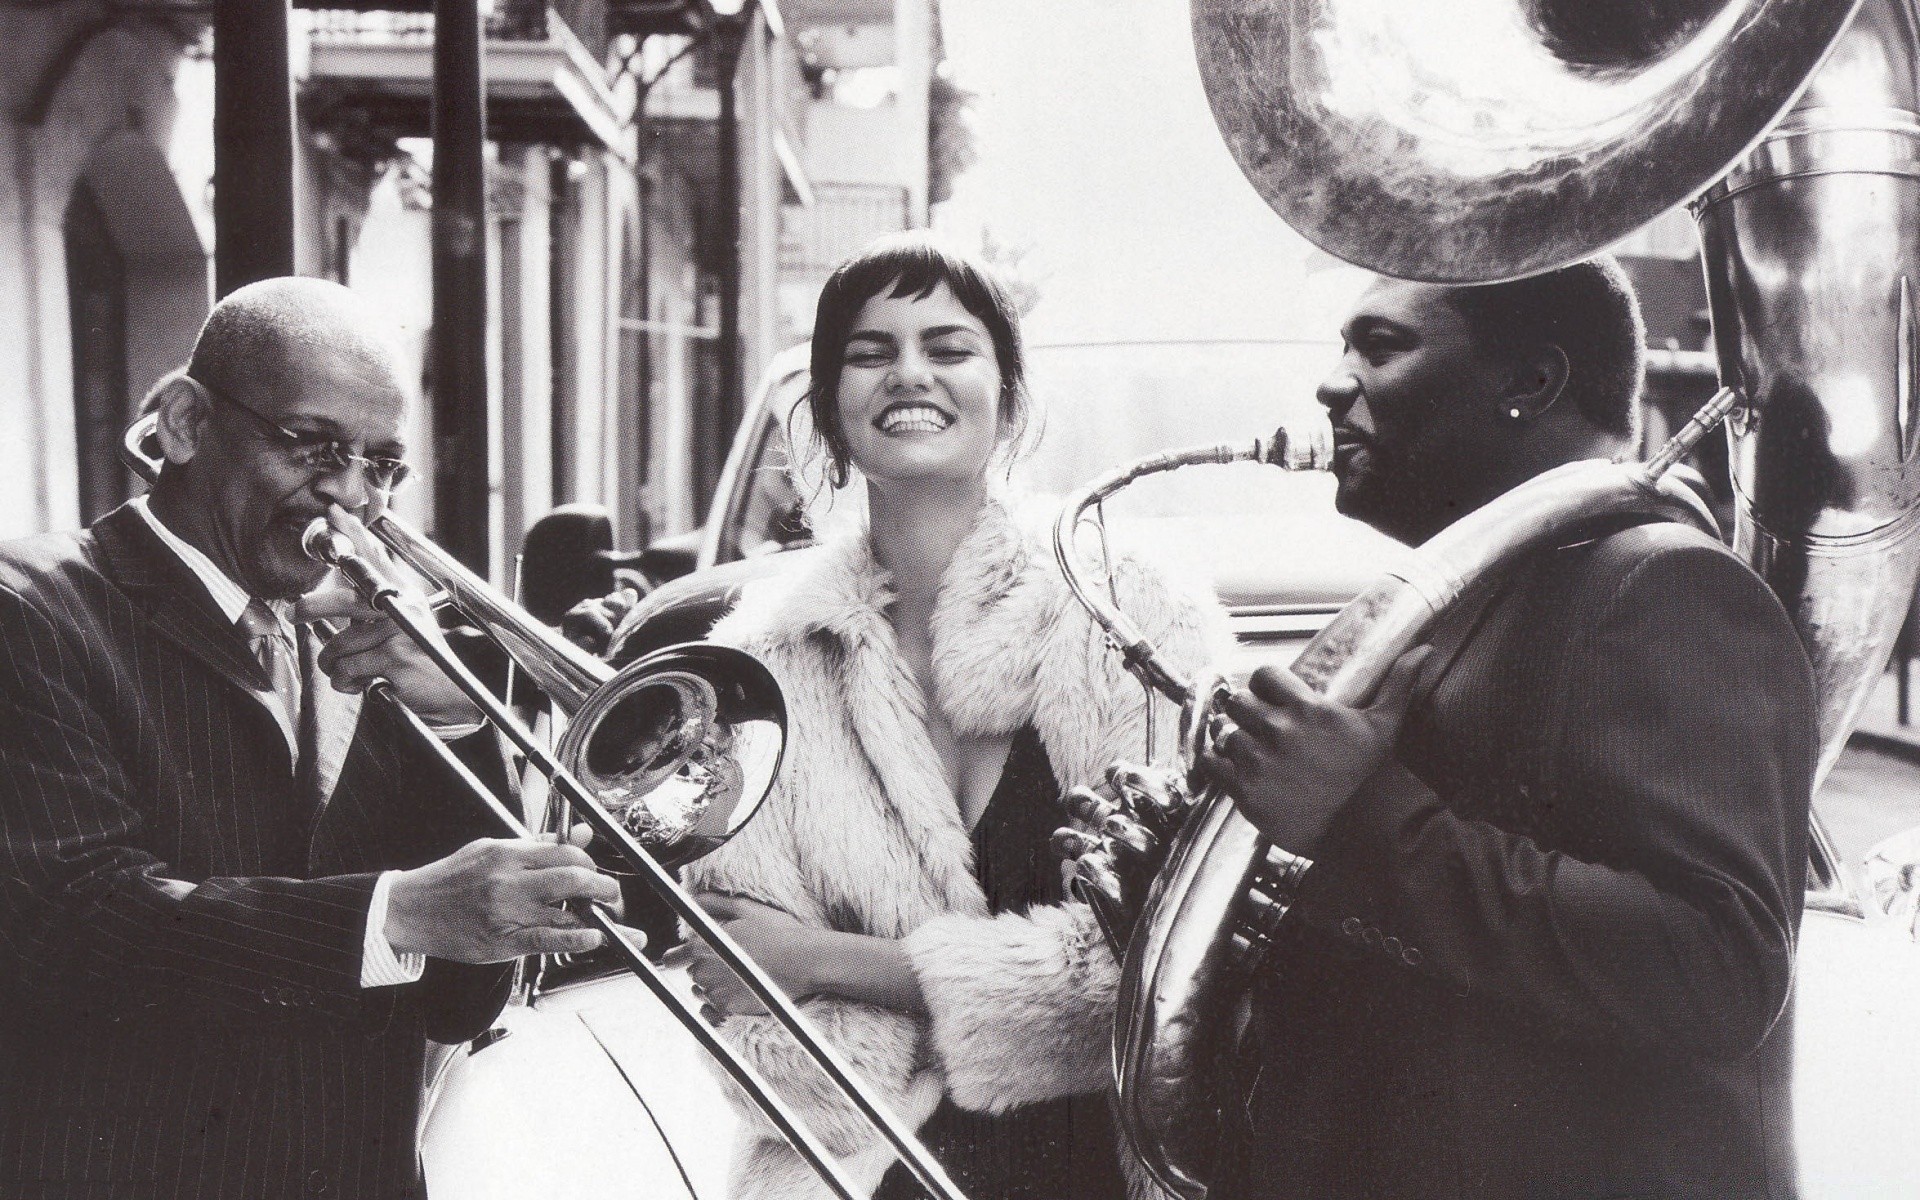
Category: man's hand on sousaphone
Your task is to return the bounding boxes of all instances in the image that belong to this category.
[1198,644,1433,860]
[1056,761,1196,955]
[1052,643,1430,955]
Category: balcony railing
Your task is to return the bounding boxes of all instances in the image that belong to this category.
[307,2,608,62]
[781,181,910,273]
[306,3,629,152]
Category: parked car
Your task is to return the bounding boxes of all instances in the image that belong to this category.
[550,339,1920,1199]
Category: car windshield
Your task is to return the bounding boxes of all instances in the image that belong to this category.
[719,340,1406,613]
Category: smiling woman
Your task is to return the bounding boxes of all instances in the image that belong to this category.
[831,283,1006,492]
[803,234,1033,494]
[664,235,1229,1200]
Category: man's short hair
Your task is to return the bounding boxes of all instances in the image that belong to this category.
[1444,256,1644,438]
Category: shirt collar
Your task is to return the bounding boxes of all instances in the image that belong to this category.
[132,496,293,635]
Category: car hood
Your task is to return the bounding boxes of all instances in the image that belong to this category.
[1112,511,1405,613]
[1794,906,1920,1198]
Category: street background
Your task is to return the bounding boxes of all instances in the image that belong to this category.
[5,0,1918,894]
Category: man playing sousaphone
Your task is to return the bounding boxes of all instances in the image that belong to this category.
[1199,259,1815,1199]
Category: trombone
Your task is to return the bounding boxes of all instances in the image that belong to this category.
[123,415,969,1200]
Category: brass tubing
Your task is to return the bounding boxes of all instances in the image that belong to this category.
[302,518,872,1200]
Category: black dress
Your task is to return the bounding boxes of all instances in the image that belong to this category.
[875,727,1129,1200]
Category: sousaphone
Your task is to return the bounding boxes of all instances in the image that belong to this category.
[1057,1,1920,1195]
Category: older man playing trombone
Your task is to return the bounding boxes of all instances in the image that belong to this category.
[0,278,620,1200]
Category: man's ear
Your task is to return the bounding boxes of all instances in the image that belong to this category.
[1499,344,1569,422]
[152,374,211,467]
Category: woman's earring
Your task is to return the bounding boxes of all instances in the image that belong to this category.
[1505,406,1525,423]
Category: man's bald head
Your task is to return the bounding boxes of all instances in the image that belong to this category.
[151,277,414,600]
[188,277,408,405]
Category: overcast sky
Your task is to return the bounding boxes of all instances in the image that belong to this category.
[934,0,1372,348]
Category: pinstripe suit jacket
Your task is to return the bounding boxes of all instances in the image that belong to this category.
[1219,520,1817,1200]
[0,503,513,1200]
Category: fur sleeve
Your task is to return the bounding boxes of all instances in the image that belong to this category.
[681,775,823,922]
[686,611,946,1162]
[685,607,832,923]
[903,900,1116,1111]
[687,774,946,1159]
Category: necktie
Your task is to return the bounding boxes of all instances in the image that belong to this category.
[237,598,301,758]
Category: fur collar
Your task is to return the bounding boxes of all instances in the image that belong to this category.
[705,487,1219,937]
[717,491,1071,739]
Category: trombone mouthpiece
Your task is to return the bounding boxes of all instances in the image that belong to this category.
[301,518,349,567]
[302,514,399,605]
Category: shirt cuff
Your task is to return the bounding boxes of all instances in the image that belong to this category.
[361,870,427,988]
[427,719,486,741]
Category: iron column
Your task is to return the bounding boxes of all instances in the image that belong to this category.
[699,8,749,506]
[213,0,296,296]
[432,0,492,574]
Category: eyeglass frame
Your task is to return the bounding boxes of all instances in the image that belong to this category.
[186,373,414,493]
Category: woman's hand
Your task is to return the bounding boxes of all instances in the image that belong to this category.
[665,893,929,1017]
[666,894,817,1017]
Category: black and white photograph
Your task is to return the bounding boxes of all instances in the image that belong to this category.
[4,1,1920,1197]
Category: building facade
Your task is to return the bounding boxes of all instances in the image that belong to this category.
[0,2,211,537]
[0,0,941,583]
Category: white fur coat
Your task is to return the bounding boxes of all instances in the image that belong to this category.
[688,493,1228,1200]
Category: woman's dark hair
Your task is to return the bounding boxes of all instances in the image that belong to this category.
[806,234,1029,487]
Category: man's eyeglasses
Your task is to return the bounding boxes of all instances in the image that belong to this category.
[189,374,413,492]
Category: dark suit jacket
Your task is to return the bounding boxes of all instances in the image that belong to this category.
[0,504,513,1200]
[1218,520,1816,1200]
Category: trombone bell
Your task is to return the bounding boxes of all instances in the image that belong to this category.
[557,644,785,868]
[339,496,788,868]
